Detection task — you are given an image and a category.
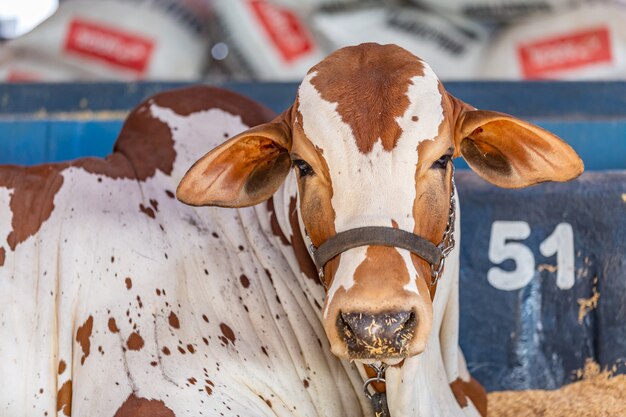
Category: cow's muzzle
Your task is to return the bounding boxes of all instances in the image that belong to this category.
[337,310,417,359]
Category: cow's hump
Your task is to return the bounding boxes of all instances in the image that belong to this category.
[0,86,275,255]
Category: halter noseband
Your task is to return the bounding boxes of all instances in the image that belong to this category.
[306,163,457,288]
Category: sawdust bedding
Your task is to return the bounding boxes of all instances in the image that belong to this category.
[488,360,626,417]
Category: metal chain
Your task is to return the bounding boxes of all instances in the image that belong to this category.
[430,163,457,288]
[363,364,391,417]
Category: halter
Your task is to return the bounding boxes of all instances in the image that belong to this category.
[306,163,456,289]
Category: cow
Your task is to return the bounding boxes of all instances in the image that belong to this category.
[0,87,368,417]
[0,43,582,417]
[177,43,583,417]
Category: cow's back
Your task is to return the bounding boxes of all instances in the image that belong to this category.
[0,87,366,417]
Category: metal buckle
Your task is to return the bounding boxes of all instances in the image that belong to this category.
[363,364,387,401]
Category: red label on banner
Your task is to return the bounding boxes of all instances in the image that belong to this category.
[7,70,40,82]
[64,19,154,74]
[249,0,313,62]
[518,27,612,78]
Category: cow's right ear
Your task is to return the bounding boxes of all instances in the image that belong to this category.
[451,96,583,188]
[177,113,292,208]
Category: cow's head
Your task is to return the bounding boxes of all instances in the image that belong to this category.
[177,44,583,363]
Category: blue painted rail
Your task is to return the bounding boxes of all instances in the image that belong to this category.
[0,82,624,392]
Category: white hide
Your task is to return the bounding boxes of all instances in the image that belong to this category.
[297,63,444,313]
[0,103,368,417]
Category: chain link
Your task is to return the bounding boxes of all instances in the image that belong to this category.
[430,163,457,288]
[363,363,388,400]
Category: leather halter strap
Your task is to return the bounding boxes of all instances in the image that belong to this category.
[307,162,456,287]
[312,227,442,271]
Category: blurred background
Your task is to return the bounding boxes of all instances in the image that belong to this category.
[0,0,623,82]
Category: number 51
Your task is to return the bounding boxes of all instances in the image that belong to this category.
[488,221,575,291]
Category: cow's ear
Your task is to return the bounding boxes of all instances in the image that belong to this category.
[454,104,583,188]
[177,113,292,207]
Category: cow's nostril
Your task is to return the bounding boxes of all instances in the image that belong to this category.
[336,311,417,359]
[338,312,357,344]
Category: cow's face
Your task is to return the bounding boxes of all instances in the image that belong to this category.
[289,45,457,361]
[177,43,583,363]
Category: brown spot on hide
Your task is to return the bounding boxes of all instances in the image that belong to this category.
[113,394,175,417]
[125,277,132,289]
[219,323,236,345]
[259,396,272,408]
[139,204,156,219]
[165,190,175,198]
[168,312,180,329]
[1,165,66,250]
[108,318,120,333]
[57,380,72,416]
[261,346,269,356]
[412,116,419,122]
[188,377,197,385]
[58,360,66,375]
[149,199,159,211]
[127,332,144,350]
[239,274,250,288]
[205,385,213,395]
[303,379,309,388]
[266,197,290,245]
[153,85,275,130]
[162,346,171,355]
[451,377,487,417]
[76,316,93,365]
[309,43,424,154]
[0,247,5,266]
[187,344,195,353]
[451,378,468,408]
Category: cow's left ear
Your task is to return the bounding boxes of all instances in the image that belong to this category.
[177,112,292,207]
[454,106,584,189]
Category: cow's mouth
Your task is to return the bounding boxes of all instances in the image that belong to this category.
[336,310,418,360]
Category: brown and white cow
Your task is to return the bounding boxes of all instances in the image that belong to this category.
[178,43,583,417]
[0,43,582,417]
[0,87,370,417]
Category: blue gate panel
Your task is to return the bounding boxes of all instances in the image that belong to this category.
[457,171,626,392]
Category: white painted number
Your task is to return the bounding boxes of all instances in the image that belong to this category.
[488,221,535,291]
[539,223,575,290]
[487,221,575,291]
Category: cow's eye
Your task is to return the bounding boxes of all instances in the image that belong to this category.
[293,159,314,177]
[432,154,451,169]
